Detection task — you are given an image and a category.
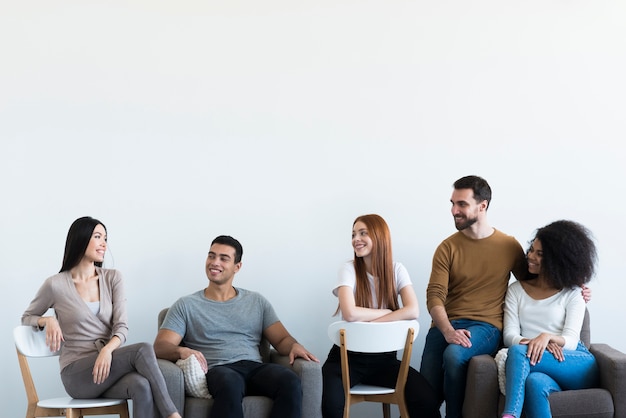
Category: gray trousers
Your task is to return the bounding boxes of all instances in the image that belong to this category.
[61,342,177,418]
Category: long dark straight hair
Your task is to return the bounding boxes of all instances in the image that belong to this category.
[59,216,106,273]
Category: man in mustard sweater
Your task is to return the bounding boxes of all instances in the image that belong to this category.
[420,175,527,418]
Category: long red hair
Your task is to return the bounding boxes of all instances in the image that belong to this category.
[352,214,399,310]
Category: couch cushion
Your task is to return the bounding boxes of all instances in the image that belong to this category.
[497,388,614,418]
[549,388,614,418]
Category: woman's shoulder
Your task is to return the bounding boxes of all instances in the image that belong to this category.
[38,272,69,291]
[339,260,356,275]
[507,280,524,293]
[97,266,121,274]
[334,261,357,295]
[45,271,68,281]
[560,286,584,302]
[341,260,354,269]
[392,261,409,275]
[97,267,123,282]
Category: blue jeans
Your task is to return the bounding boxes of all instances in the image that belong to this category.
[207,360,302,418]
[503,342,599,418]
[420,320,501,418]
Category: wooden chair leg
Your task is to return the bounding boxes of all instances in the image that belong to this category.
[398,401,410,418]
[382,403,391,418]
[120,404,130,418]
[26,404,36,418]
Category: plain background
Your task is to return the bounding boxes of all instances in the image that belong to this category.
[2,1,625,417]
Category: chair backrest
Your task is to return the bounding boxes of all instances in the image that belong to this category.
[14,325,60,358]
[14,327,131,418]
[14,325,54,407]
[327,320,419,353]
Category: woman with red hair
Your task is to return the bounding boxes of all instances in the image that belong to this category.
[321,214,440,418]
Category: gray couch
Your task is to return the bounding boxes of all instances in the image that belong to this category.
[156,308,323,418]
[463,309,626,418]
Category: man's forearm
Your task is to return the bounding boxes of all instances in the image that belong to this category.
[275,336,299,356]
[430,305,455,334]
[153,340,183,361]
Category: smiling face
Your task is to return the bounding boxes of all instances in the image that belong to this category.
[450,188,485,231]
[205,243,242,286]
[352,221,374,261]
[82,224,107,264]
[527,238,543,275]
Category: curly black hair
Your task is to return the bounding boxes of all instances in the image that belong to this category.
[529,220,597,289]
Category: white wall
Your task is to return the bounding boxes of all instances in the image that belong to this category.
[1,1,625,417]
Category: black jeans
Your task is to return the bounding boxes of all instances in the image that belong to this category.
[322,344,440,418]
[207,360,302,418]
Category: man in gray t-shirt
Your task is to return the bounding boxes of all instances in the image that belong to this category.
[154,235,318,418]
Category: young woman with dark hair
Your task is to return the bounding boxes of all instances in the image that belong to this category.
[321,214,440,418]
[22,216,181,418]
[501,220,599,418]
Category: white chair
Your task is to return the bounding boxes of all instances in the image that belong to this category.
[14,325,130,418]
[327,320,419,418]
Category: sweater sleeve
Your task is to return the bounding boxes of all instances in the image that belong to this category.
[426,242,450,312]
[561,289,585,350]
[394,262,412,291]
[21,276,56,328]
[503,282,523,347]
[107,269,128,345]
[333,261,357,297]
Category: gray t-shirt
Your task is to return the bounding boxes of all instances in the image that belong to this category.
[161,287,280,368]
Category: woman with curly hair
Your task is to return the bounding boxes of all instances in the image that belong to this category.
[501,220,600,418]
[321,214,440,418]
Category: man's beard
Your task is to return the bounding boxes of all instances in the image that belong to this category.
[454,215,477,231]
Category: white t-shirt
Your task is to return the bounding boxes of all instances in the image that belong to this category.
[333,261,412,309]
[503,280,585,350]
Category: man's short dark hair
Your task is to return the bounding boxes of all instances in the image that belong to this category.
[211,235,243,263]
[453,175,492,209]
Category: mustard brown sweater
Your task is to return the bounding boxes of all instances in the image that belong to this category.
[426,229,527,330]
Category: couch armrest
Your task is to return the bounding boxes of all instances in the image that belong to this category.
[270,349,323,418]
[157,358,185,415]
[590,343,626,418]
[463,354,499,418]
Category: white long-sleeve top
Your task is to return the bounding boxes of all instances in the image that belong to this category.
[503,280,585,350]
